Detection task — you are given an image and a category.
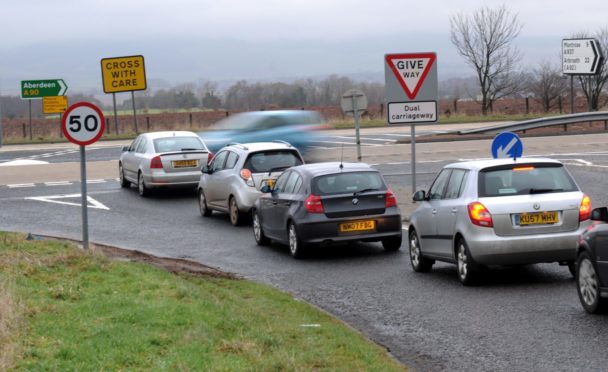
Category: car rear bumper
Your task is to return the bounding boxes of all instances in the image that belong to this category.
[144,170,201,188]
[297,212,402,245]
[466,222,590,265]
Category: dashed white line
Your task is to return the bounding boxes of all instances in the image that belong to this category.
[86,179,107,184]
[7,183,36,188]
[44,181,73,186]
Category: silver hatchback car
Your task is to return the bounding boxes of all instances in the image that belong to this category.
[197,142,304,226]
[408,158,591,285]
[119,131,210,197]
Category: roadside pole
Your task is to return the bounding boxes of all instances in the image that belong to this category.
[28,100,32,140]
[62,102,106,251]
[341,89,368,162]
[351,94,362,161]
[79,146,89,250]
[0,83,3,148]
[411,125,416,194]
[113,93,118,133]
[570,75,574,114]
[131,91,138,134]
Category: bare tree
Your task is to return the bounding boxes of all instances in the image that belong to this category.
[450,5,523,115]
[528,60,568,112]
[574,28,608,111]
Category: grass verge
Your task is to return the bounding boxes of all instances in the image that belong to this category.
[0,232,405,371]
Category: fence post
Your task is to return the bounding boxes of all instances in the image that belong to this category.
[189,113,193,128]
[558,96,563,114]
[380,103,384,119]
[525,97,529,115]
[22,123,26,138]
[146,116,150,131]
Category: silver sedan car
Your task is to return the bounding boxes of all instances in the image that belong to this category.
[408,158,591,285]
[119,131,210,197]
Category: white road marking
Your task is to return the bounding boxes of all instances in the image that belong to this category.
[7,183,36,188]
[0,159,49,166]
[86,179,106,184]
[44,181,73,186]
[25,193,110,210]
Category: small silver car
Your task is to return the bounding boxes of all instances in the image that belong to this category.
[119,131,210,197]
[408,158,591,285]
[197,142,304,226]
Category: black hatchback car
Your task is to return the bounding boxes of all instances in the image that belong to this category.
[251,162,403,258]
[576,207,608,314]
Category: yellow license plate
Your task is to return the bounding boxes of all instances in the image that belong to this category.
[264,179,276,188]
[518,211,558,225]
[173,159,198,168]
[339,220,376,232]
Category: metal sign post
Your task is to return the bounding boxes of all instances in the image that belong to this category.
[61,102,106,250]
[340,89,368,162]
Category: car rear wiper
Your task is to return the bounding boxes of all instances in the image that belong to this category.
[267,166,288,175]
[529,188,564,194]
[180,148,201,151]
[353,188,380,195]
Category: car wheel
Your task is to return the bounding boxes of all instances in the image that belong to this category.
[288,222,306,259]
[576,251,608,314]
[568,261,576,277]
[119,164,130,188]
[382,234,402,251]
[138,172,150,197]
[252,210,270,246]
[229,196,243,226]
[198,189,212,217]
[456,238,481,286]
[409,230,433,272]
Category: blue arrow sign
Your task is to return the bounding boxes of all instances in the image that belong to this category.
[491,132,523,159]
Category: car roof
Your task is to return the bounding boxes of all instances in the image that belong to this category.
[222,142,299,153]
[444,157,563,171]
[233,110,319,117]
[291,162,376,177]
[142,131,200,140]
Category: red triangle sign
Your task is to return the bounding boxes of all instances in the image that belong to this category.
[386,53,436,100]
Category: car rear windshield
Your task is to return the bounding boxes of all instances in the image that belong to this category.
[312,171,387,195]
[244,150,303,173]
[153,137,206,153]
[479,163,578,197]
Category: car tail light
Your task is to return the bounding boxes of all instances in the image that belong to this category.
[385,188,397,208]
[207,152,214,164]
[240,168,254,187]
[579,194,591,221]
[468,202,493,227]
[150,155,163,169]
[305,194,324,213]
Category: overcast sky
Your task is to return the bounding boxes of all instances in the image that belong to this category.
[2,0,607,95]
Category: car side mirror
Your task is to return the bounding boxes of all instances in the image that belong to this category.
[121,146,130,152]
[260,184,272,193]
[201,164,212,174]
[412,190,426,202]
[591,207,608,222]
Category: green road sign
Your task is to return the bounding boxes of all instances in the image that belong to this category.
[21,79,68,99]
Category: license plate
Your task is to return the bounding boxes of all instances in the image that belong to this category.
[517,211,559,226]
[172,159,198,168]
[339,220,376,232]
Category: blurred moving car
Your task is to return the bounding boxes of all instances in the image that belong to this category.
[251,162,402,258]
[575,207,608,314]
[199,110,324,154]
[197,142,304,226]
[408,158,591,285]
[119,131,210,197]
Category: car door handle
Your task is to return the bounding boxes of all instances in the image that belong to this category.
[272,201,278,205]
[285,201,291,206]
[432,209,437,215]
[451,208,458,214]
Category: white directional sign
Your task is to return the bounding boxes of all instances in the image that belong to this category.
[562,38,603,75]
[62,102,106,146]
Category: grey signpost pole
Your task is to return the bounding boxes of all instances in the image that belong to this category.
[112,93,119,134]
[341,89,368,162]
[351,94,362,161]
[28,100,33,140]
[131,91,138,134]
[570,76,574,114]
[79,146,89,250]
[411,125,416,195]
[0,84,3,148]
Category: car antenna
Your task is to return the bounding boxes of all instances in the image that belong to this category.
[339,142,344,170]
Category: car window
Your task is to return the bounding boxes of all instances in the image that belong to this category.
[428,169,451,200]
[153,136,205,153]
[130,136,142,152]
[444,169,468,199]
[479,163,578,197]
[211,151,228,172]
[292,174,304,194]
[225,151,239,169]
[259,116,286,129]
[283,172,300,194]
[244,150,303,173]
[135,138,147,153]
[273,171,291,193]
[312,171,386,195]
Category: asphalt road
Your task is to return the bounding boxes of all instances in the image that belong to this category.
[2,129,608,371]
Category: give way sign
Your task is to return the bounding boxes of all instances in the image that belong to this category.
[385,53,436,99]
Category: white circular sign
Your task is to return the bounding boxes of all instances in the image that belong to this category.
[340,89,368,114]
[62,102,106,146]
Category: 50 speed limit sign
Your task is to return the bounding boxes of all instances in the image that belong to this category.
[62,102,106,146]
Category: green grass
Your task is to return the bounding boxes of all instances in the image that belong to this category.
[0,232,405,371]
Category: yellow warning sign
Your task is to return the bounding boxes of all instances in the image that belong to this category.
[100,55,147,93]
[42,96,68,114]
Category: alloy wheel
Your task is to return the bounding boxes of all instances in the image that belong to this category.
[289,224,298,256]
[579,257,599,307]
[457,243,468,281]
[253,213,262,241]
[410,234,421,268]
